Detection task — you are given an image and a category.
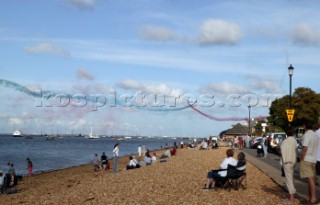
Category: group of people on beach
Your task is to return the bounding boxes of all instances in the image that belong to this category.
[91,143,122,173]
[0,158,32,192]
[91,142,179,173]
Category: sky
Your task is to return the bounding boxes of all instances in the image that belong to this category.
[0,0,320,137]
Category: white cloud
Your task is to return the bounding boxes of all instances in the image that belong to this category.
[25,43,70,57]
[67,0,97,10]
[198,19,242,46]
[246,75,285,94]
[76,68,94,81]
[117,79,184,96]
[117,79,144,90]
[291,23,320,47]
[9,117,23,126]
[200,81,250,95]
[140,25,176,41]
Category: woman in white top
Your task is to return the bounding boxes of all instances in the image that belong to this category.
[144,151,152,165]
[113,143,120,172]
[127,156,139,169]
[204,149,237,189]
[151,152,157,164]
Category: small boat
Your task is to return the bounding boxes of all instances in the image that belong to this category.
[87,126,99,139]
[45,135,56,140]
[13,130,23,137]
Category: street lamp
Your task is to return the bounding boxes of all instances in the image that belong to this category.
[288,64,294,109]
[248,105,251,136]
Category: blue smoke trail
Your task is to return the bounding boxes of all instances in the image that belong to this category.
[0,79,189,112]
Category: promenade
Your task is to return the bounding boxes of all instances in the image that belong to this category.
[241,148,320,204]
[1,147,299,205]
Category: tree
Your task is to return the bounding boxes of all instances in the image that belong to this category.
[268,87,320,130]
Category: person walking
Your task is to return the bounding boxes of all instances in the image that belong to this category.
[26,158,33,177]
[280,126,297,204]
[262,135,268,158]
[113,143,120,173]
[300,121,318,204]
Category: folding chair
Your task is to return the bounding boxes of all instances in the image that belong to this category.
[215,165,247,191]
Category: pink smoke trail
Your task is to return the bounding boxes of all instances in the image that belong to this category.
[190,106,267,121]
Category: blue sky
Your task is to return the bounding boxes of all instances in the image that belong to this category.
[0,0,319,137]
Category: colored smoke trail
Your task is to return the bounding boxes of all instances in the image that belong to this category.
[191,106,267,122]
[0,79,188,112]
[0,79,268,120]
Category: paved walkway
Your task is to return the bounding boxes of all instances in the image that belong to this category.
[240,149,320,204]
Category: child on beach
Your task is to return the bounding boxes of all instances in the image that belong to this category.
[26,158,33,176]
[100,152,108,171]
[92,153,100,171]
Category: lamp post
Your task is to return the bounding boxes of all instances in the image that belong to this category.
[248,105,251,136]
[288,64,294,109]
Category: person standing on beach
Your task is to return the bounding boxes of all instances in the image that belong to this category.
[300,121,318,204]
[280,126,297,204]
[316,120,320,185]
[138,145,142,157]
[26,158,33,176]
[92,153,100,171]
[100,152,108,171]
[113,143,120,172]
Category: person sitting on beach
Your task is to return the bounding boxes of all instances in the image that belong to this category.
[144,151,152,165]
[199,140,208,150]
[204,149,237,189]
[236,152,246,172]
[91,153,100,172]
[0,170,4,188]
[151,152,157,164]
[171,147,177,156]
[5,163,16,187]
[100,152,108,171]
[127,156,140,169]
[160,148,171,159]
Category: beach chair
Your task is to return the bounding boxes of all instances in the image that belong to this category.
[215,165,247,191]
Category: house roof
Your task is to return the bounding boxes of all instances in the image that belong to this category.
[225,123,248,135]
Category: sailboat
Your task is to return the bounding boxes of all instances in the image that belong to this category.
[13,130,23,137]
[88,126,99,139]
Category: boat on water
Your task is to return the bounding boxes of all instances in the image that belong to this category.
[87,126,99,139]
[45,134,56,140]
[13,130,23,137]
[112,137,125,141]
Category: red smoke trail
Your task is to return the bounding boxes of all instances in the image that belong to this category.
[190,106,267,122]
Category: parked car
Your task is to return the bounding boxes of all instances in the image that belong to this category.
[267,133,287,153]
[250,137,263,149]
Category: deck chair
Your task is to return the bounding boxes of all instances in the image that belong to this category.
[215,165,247,191]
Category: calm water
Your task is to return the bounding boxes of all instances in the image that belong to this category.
[0,135,180,175]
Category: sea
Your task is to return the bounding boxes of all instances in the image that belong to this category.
[0,135,185,175]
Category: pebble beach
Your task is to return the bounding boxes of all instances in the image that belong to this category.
[0,147,300,205]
